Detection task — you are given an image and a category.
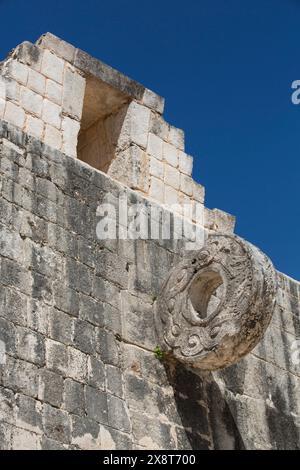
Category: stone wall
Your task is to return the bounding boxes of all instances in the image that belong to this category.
[0,33,300,450]
[0,122,300,450]
[0,33,213,224]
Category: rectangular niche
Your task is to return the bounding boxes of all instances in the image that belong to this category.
[77,75,130,173]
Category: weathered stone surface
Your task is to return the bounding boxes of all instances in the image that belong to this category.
[16,326,45,365]
[106,365,123,398]
[45,339,68,376]
[0,423,12,450]
[15,394,43,435]
[107,395,131,433]
[156,233,278,370]
[43,404,71,444]
[71,415,101,450]
[38,369,64,407]
[40,436,66,450]
[3,357,38,398]
[63,379,85,416]
[0,387,16,425]
[73,319,96,354]
[11,427,40,450]
[85,386,108,425]
[88,356,106,390]
[96,329,120,367]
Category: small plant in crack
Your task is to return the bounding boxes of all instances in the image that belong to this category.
[154,346,165,361]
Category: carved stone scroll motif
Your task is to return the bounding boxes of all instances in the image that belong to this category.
[155,233,278,370]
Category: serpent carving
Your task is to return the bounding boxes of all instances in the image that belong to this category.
[155,233,278,370]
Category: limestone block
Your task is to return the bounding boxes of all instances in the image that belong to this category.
[192,181,205,203]
[25,115,44,139]
[0,78,6,99]
[168,125,185,150]
[38,369,64,407]
[11,427,40,450]
[147,132,163,160]
[87,356,105,390]
[42,99,61,129]
[85,386,108,425]
[44,124,62,150]
[67,347,87,383]
[73,319,96,355]
[4,102,26,128]
[0,98,5,119]
[40,437,66,450]
[41,50,64,84]
[96,329,120,367]
[121,101,151,150]
[150,156,164,180]
[74,48,145,103]
[63,379,85,416]
[71,415,101,450]
[16,326,45,366]
[0,422,12,449]
[61,116,80,157]
[45,79,62,105]
[163,142,178,167]
[149,176,164,203]
[178,150,193,176]
[27,69,46,95]
[15,394,43,435]
[131,410,175,449]
[179,192,191,213]
[48,308,74,345]
[180,174,193,196]
[204,208,235,233]
[192,201,205,225]
[4,59,29,85]
[62,65,85,120]
[142,88,165,114]
[20,87,43,116]
[1,288,28,327]
[108,145,149,193]
[107,395,130,433]
[10,41,43,72]
[164,164,180,190]
[164,184,179,206]
[3,357,38,398]
[4,79,20,103]
[43,404,71,444]
[106,365,123,398]
[121,291,157,350]
[37,32,76,63]
[150,113,169,141]
[0,388,15,425]
[45,339,68,376]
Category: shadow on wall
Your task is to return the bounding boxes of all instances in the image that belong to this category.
[217,356,300,450]
[266,386,300,450]
[165,363,245,450]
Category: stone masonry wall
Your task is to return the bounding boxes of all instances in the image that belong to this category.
[0,122,300,450]
[0,33,235,231]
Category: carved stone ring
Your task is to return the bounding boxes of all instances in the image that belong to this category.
[155,233,278,370]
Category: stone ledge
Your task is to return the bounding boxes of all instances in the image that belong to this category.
[35,32,165,114]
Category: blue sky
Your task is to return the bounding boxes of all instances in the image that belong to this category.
[1,0,299,279]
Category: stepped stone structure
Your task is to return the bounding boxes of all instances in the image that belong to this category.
[0,33,300,450]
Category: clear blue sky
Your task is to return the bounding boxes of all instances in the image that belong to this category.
[1,0,299,280]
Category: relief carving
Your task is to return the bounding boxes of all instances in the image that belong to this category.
[155,233,278,370]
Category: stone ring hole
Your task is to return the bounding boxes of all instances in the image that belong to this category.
[189,270,224,320]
